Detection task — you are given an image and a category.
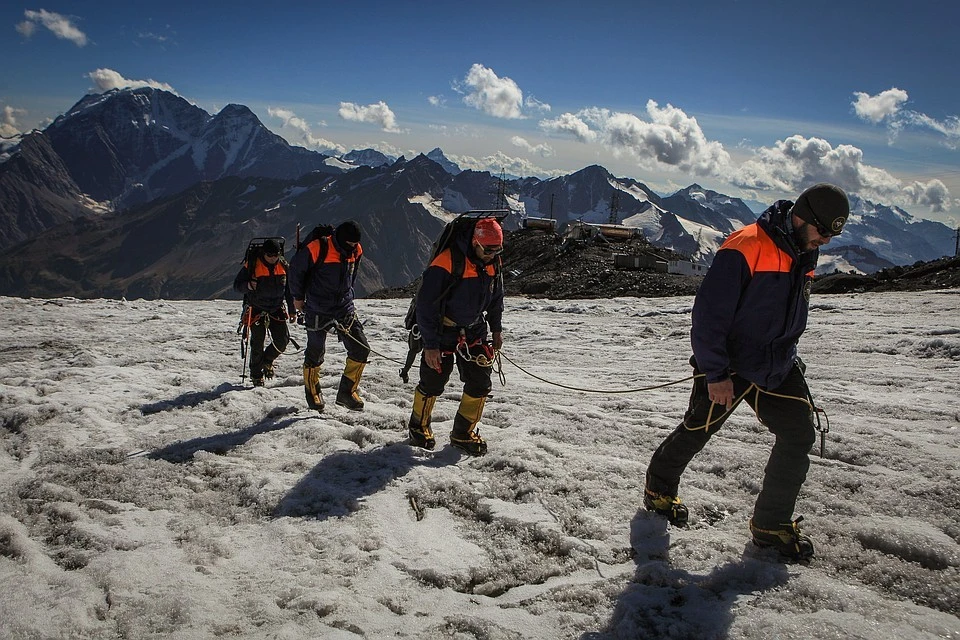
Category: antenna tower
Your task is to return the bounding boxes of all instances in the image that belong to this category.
[493,168,509,211]
[608,190,621,225]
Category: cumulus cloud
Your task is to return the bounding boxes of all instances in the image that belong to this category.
[539,113,597,143]
[1,105,27,137]
[511,136,554,157]
[338,101,401,133]
[87,68,175,93]
[853,88,909,124]
[541,101,730,177]
[460,64,525,119]
[732,134,953,212]
[901,179,955,212]
[428,95,445,107]
[268,107,345,154]
[16,9,87,46]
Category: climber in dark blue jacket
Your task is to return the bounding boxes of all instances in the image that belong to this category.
[407,218,505,456]
[288,220,370,412]
[644,183,850,561]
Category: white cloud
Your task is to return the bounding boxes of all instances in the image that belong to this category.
[853,87,959,148]
[901,179,954,213]
[852,88,909,124]
[543,102,730,177]
[268,107,345,155]
[338,101,401,133]
[732,134,952,212]
[427,95,445,107]
[510,136,554,157]
[1,105,27,137]
[450,150,563,179]
[17,9,87,46]
[901,112,960,147]
[524,96,551,113]
[87,68,176,93]
[539,113,597,143]
[460,64,525,119]
[138,32,169,44]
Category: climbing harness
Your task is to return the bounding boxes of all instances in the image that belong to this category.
[453,329,496,367]
[683,376,831,458]
[237,306,303,382]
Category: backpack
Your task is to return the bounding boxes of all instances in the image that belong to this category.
[297,223,335,253]
[399,211,506,381]
[239,236,287,304]
[242,236,286,266]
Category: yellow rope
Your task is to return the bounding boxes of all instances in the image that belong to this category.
[685,383,816,432]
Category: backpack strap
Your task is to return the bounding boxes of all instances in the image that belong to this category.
[435,245,466,323]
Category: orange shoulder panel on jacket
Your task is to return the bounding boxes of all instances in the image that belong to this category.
[429,248,454,274]
[323,237,341,264]
[307,239,323,263]
[720,224,792,276]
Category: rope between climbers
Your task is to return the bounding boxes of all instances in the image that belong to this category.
[497,350,697,394]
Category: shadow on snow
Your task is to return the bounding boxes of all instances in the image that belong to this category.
[140,382,245,415]
[583,511,791,640]
[146,406,303,463]
[272,442,461,521]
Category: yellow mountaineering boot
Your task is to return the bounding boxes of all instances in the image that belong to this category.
[303,365,324,411]
[336,358,366,411]
[643,487,689,526]
[450,393,488,456]
[407,388,437,450]
[749,517,815,561]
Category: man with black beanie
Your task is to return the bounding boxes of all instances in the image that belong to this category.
[233,238,296,387]
[642,183,849,561]
[288,220,370,412]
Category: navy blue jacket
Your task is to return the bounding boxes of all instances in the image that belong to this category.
[691,201,818,390]
[234,257,294,315]
[416,234,504,350]
[288,235,362,319]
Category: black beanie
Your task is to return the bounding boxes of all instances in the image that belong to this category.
[262,238,281,255]
[791,184,850,236]
[335,221,362,245]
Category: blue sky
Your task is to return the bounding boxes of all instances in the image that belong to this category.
[2,0,958,225]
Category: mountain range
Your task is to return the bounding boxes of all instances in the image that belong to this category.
[0,87,955,300]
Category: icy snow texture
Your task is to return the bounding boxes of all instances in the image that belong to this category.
[0,292,958,639]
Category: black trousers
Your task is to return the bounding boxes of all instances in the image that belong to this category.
[416,327,492,398]
[249,312,289,378]
[646,360,816,527]
[303,313,370,367]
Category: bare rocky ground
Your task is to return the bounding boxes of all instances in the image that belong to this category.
[372,229,703,300]
[813,255,960,294]
[372,228,960,300]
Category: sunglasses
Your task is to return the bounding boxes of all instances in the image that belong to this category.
[264,252,279,258]
[476,243,503,256]
[808,221,837,238]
